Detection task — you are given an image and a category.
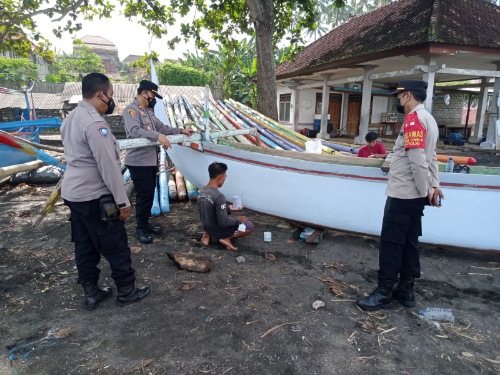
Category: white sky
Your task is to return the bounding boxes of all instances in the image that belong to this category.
[33,3,218,61]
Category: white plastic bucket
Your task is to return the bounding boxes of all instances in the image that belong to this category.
[305,139,322,154]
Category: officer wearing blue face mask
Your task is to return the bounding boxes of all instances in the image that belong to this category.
[123,80,194,244]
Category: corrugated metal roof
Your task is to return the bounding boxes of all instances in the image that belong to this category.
[0,93,65,109]
[61,83,207,105]
[0,83,207,113]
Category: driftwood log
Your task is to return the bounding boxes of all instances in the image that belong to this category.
[168,252,213,273]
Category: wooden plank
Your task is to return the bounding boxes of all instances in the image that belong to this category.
[223,141,384,167]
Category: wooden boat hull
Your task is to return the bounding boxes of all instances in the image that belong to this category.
[0,130,39,167]
[167,142,500,251]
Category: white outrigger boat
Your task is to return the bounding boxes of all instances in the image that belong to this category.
[123,66,500,252]
[162,137,500,252]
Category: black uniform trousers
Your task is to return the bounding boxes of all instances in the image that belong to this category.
[378,196,426,283]
[127,165,157,229]
[64,198,135,287]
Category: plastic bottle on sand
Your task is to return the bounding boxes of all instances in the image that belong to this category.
[418,308,455,323]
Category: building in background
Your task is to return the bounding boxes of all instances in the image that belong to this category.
[74,35,121,81]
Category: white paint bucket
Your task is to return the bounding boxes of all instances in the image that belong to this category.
[264,232,272,242]
[232,195,242,209]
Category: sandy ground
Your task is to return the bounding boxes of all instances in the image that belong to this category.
[1,181,499,375]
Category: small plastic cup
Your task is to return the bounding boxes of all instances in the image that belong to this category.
[264,232,272,242]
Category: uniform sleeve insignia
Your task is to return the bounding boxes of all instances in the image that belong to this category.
[221,204,226,210]
[98,127,109,137]
[128,109,137,117]
[403,113,426,149]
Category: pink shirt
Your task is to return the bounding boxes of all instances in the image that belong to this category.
[357,142,387,158]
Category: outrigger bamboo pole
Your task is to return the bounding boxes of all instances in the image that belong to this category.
[210,98,264,147]
[207,102,251,144]
[118,129,257,150]
[32,176,63,227]
[17,138,64,153]
[228,100,338,155]
[0,160,45,179]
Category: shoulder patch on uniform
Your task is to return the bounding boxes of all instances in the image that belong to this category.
[128,109,137,117]
[98,127,109,137]
[221,203,226,210]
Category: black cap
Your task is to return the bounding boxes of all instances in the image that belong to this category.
[138,80,163,99]
[390,80,427,96]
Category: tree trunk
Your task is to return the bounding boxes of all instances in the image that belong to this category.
[246,0,278,120]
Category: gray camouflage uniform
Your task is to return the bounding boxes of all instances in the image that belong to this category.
[123,98,181,167]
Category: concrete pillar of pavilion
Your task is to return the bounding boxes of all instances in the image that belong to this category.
[319,74,331,139]
[480,73,500,150]
[422,55,436,112]
[469,77,489,144]
[290,87,300,132]
[354,66,375,145]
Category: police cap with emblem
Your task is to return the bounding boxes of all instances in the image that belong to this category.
[138,80,163,99]
[390,80,427,96]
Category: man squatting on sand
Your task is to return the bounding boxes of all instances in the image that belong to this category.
[357,80,444,311]
[197,162,254,251]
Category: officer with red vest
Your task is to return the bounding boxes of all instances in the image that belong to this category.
[357,80,444,311]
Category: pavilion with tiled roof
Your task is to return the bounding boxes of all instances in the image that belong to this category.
[276,0,500,148]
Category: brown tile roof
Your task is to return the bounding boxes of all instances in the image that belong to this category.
[276,0,500,79]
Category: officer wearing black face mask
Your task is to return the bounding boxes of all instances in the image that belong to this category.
[61,73,150,310]
[123,80,194,244]
[357,80,444,312]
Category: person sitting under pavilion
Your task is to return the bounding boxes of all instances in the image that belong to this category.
[357,132,388,158]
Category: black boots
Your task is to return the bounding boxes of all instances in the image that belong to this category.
[82,282,150,309]
[136,223,161,244]
[82,282,112,311]
[136,228,153,244]
[356,280,395,311]
[392,277,415,307]
[147,223,161,235]
[116,283,150,307]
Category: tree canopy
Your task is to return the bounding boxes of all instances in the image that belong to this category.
[0,57,39,86]
[45,42,105,82]
[1,0,326,118]
[5,0,498,117]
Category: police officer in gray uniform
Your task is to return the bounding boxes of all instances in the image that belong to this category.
[356,80,444,311]
[123,80,193,244]
[61,73,150,310]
